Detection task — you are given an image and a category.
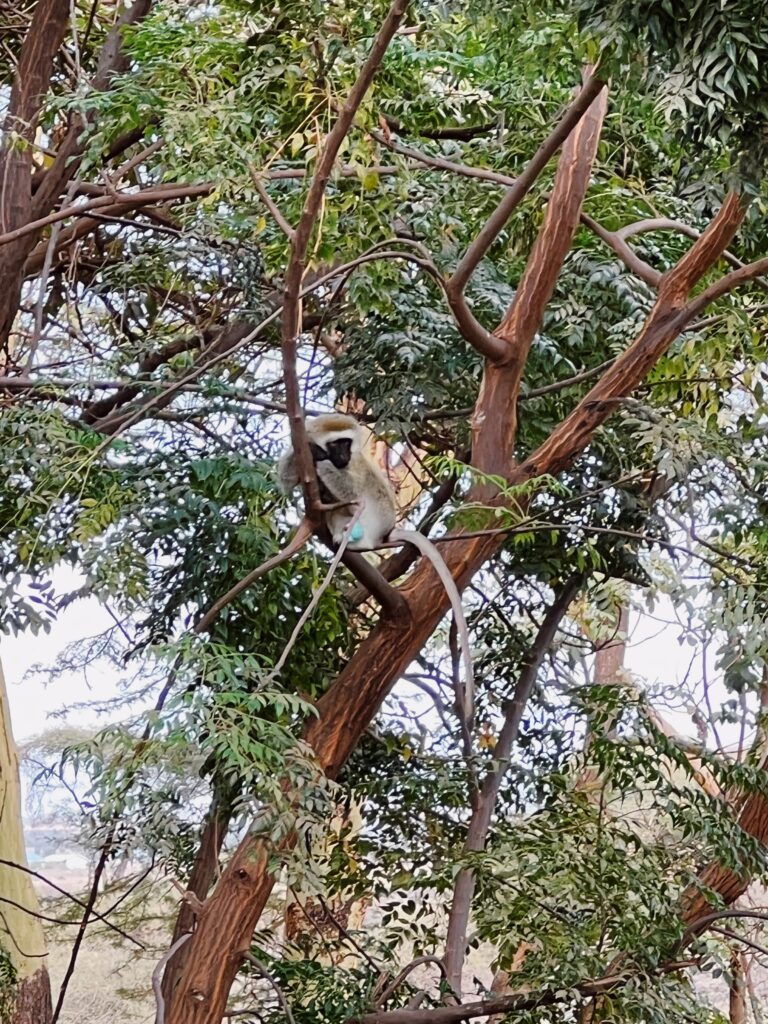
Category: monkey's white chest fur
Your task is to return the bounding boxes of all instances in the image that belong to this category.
[314,459,396,551]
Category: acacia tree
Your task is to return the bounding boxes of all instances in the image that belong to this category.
[2,2,768,1023]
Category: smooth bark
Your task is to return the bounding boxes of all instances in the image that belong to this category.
[0,659,52,1024]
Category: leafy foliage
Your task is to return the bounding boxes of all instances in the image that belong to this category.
[3,0,768,1021]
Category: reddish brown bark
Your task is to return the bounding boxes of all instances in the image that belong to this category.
[470,81,608,484]
[682,760,768,925]
[159,789,233,1006]
[729,951,747,1024]
[593,604,630,686]
[11,967,52,1024]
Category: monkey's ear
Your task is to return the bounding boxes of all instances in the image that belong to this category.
[276,450,299,494]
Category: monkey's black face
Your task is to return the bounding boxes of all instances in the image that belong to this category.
[309,437,353,469]
[325,437,352,468]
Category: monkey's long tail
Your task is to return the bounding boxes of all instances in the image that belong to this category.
[389,529,474,726]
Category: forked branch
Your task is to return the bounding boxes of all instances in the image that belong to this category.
[443,73,606,363]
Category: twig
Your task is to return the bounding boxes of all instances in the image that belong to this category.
[712,926,768,961]
[267,503,364,680]
[0,182,213,247]
[0,893,99,927]
[27,178,80,370]
[0,908,46,959]
[249,165,296,240]
[683,908,768,942]
[154,933,192,1024]
[443,577,582,991]
[242,952,296,1024]
[0,858,144,948]
[579,211,660,288]
[374,956,451,1008]
[317,894,381,973]
[370,130,516,188]
[349,964,695,1023]
[194,519,314,634]
[91,245,434,443]
[50,844,113,1023]
[112,138,165,183]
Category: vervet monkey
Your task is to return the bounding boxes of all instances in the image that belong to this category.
[278,414,474,720]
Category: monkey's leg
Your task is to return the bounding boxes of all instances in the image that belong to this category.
[314,522,408,621]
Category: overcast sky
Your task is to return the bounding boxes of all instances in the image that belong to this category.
[1,572,722,749]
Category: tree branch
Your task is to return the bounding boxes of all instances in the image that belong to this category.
[443,576,583,993]
[579,211,660,287]
[350,966,695,1024]
[193,520,314,636]
[370,130,516,187]
[469,71,608,482]
[242,953,296,1024]
[519,192,748,482]
[682,253,768,321]
[248,165,296,241]
[0,183,213,248]
[447,74,605,300]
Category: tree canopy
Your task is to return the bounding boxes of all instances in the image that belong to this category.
[1,1,768,1023]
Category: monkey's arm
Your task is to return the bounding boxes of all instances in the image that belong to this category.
[314,461,359,504]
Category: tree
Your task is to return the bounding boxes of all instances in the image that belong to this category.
[0,659,51,1024]
[2,1,768,1023]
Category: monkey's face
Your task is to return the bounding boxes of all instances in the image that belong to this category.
[324,436,352,468]
[308,436,353,468]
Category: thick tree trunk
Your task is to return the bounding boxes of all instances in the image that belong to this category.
[160,785,234,1005]
[0,659,52,1024]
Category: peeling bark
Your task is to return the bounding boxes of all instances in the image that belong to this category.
[0,659,51,1024]
[159,786,234,1007]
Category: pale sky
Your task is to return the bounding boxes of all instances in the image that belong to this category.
[1,570,138,743]
[1,570,720,748]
